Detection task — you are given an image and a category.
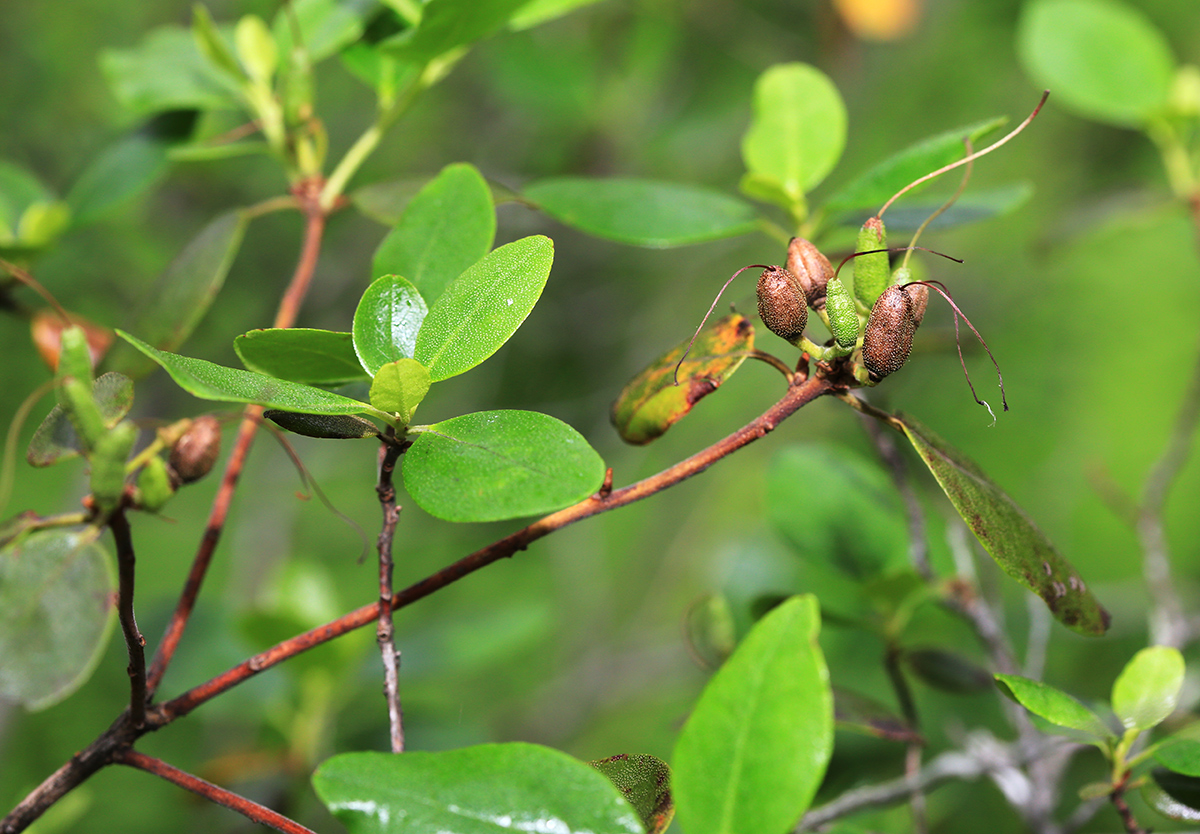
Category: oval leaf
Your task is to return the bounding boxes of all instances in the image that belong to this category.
[590,755,673,834]
[353,275,429,374]
[1156,739,1200,777]
[612,314,754,444]
[673,594,833,834]
[380,0,532,63]
[101,25,240,114]
[524,179,758,248]
[404,409,605,522]
[894,412,1110,635]
[1018,0,1175,126]
[994,673,1114,741]
[372,163,497,304]
[368,358,432,423]
[264,410,379,439]
[741,63,847,206]
[414,235,554,382]
[1112,645,1185,731]
[235,328,367,384]
[313,744,643,834]
[117,330,381,417]
[0,529,116,710]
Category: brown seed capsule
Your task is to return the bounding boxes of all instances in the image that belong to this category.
[756,265,808,344]
[785,238,834,310]
[168,415,222,485]
[861,284,922,382]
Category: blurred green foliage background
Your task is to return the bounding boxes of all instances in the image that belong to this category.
[2,0,1200,831]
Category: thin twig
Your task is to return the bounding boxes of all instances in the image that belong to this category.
[375,438,405,753]
[884,646,926,833]
[109,507,147,727]
[115,750,317,834]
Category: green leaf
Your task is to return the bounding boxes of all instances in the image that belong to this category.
[413,235,553,382]
[741,63,846,207]
[369,358,431,422]
[611,314,755,444]
[904,648,992,695]
[272,0,380,64]
[351,176,429,225]
[673,595,832,834]
[823,117,1006,215]
[1145,768,1200,821]
[404,410,605,522]
[524,178,758,248]
[264,410,380,439]
[994,674,1114,741]
[894,413,1110,635]
[353,274,428,374]
[373,163,497,304]
[1112,646,1185,731]
[117,330,381,417]
[102,25,241,114]
[235,15,277,83]
[28,373,135,467]
[590,755,673,834]
[1018,0,1176,126]
[313,744,644,834]
[1156,739,1200,777]
[509,0,606,30]
[380,0,530,63]
[862,182,1034,231]
[0,529,116,710]
[234,329,368,385]
[0,160,53,232]
[192,4,247,82]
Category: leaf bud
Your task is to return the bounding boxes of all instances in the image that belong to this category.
[861,284,922,382]
[852,216,889,308]
[136,456,176,512]
[785,237,834,310]
[169,415,221,485]
[756,265,808,344]
[824,276,860,348]
[90,421,138,512]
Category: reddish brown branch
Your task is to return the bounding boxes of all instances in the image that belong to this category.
[375,439,405,753]
[115,750,317,834]
[109,507,147,726]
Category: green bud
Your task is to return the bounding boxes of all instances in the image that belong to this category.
[756,265,808,344]
[136,456,176,512]
[852,216,889,308]
[56,326,94,388]
[824,275,860,348]
[59,378,107,452]
[90,421,138,512]
[234,15,277,84]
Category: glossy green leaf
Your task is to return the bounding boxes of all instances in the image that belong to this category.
[833,687,922,744]
[28,373,135,467]
[994,674,1114,741]
[741,63,846,206]
[272,0,380,65]
[102,25,240,114]
[404,409,605,522]
[373,163,496,304]
[117,330,382,417]
[1018,0,1175,126]
[234,329,367,385]
[264,410,380,439]
[824,117,1006,215]
[353,274,428,374]
[895,413,1110,635]
[673,594,832,834]
[1112,646,1184,731]
[590,755,673,834]
[413,235,553,382]
[380,0,529,62]
[1156,739,1200,777]
[1145,769,1200,821]
[524,178,758,248]
[0,529,116,710]
[369,358,431,422]
[313,744,643,834]
[612,314,754,444]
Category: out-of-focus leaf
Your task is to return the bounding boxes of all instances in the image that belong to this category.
[1112,646,1184,731]
[353,274,428,374]
[0,160,53,233]
[1156,739,1200,777]
[1018,0,1175,126]
[905,648,993,694]
[0,529,116,710]
[273,0,381,64]
[994,673,1114,742]
[823,117,1006,216]
[404,409,605,522]
[611,314,754,444]
[380,0,529,62]
[524,178,758,248]
[372,163,496,304]
[509,0,606,30]
[674,595,832,834]
[834,686,922,743]
[1145,768,1200,821]
[264,410,380,439]
[28,373,134,467]
[894,413,1110,635]
[30,309,113,373]
[368,358,431,423]
[741,63,846,208]
[684,594,738,669]
[413,235,553,382]
[313,744,643,834]
[117,330,382,417]
[590,755,673,834]
[101,25,241,114]
[234,329,368,385]
[351,177,428,225]
[862,182,1034,231]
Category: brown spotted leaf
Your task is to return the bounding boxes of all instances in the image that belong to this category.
[589,754,673,834]
[894,412,1109,636]
[611,314,754,445]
